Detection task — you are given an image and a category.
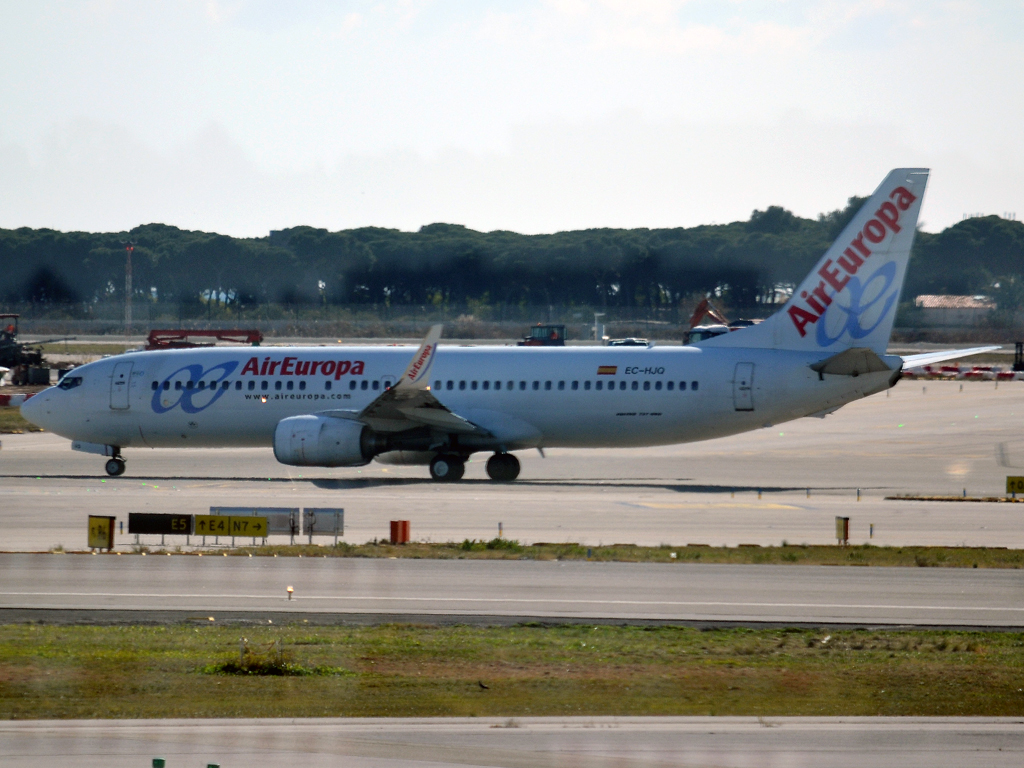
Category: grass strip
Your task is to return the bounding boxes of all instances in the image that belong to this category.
[0,407,43,434]
[201,540,1024,568]
[2,624,1023,718]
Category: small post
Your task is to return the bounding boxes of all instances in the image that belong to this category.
[287,585,294,601]
[757,489,762,500]
[963,488,967,498]
[856,488,861,501]
[119,520,123,535]
[870,523,874,539]
[960,383,963,392]
[806,488,810,499]
[731,489,735,498]
[498,522,503,538]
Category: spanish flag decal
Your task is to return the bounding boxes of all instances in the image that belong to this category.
[597,365,617,375]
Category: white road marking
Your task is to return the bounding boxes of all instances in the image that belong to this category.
[1,591,1021,612]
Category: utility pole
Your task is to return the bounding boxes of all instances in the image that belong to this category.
[122,240,135,344]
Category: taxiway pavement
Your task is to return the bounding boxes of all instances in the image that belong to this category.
[2,380,1024,551]
[2,553,1022,628]
[3,717,1023,768]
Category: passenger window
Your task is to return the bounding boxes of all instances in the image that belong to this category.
[151,381,158,390]
[654,381,662,391]
[631,381,638,391]
[275,381,282,391]
[571,381,578,390]
[519,381,526,390]
[236,381,242,390]
[679,381,686,391]
[507,381,514,390]
[372,380,379,390]
[447,381,454,390]
[471,381,478,390]
[222,381,229,390]
[532,381,539,390]
[482,381,489,390]
[584,381,591,391]
[286,381,294,391]
[349,380,356,390]
[299,381,306,391]
[325,381,332,391]
[667,381,674,391]
[459,381,466,390]
[595,381,603,391]
[544,381,552,390]
[163,381,170,390]
[361,380,368,390]
[261,381,269,391]
[434,381,441,391]
[199,381,207,390]
[186,381,194,390]
[557,381,565,391]
[619,381,627,391]
[692,381,699,391]
[248,381,255,391]
[494,381,501,390]
[643,381,650,391]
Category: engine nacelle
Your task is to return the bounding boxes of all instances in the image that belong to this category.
[273,415,379,467]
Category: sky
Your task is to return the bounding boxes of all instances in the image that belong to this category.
[1,0,1021,237]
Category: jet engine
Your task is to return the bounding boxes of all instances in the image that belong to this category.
[273,415,384,467]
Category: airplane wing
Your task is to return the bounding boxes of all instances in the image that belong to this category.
[320,325,491,436]
[901,346,1001,369]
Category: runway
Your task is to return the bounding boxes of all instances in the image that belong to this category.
[2,553,1022,628]
[3,380,1024,552]
[3,716,1023,768]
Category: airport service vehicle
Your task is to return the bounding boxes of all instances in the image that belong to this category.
[21,168,995,482]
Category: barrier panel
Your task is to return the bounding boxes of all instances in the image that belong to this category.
[303,508,344,545]
[390,520,410,545]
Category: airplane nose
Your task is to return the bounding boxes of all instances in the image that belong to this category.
[19,392,48,429]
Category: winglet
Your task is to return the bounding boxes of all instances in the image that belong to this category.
[396,324,443,391]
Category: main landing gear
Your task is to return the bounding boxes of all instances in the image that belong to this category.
[486,452,520,482]
[429,454,465,482]
[428,452,521,482]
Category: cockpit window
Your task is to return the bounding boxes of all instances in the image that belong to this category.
[58,375,83,391]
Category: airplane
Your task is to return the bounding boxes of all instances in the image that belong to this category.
[21,168,996,482]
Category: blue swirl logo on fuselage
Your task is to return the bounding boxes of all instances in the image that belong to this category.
[816,261,898,348]
[151,361,239,414]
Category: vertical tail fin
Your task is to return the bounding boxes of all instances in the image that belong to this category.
[702,168,929,354]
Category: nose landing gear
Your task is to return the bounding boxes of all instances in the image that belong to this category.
[104,455,126,477]
[486,452,520,482]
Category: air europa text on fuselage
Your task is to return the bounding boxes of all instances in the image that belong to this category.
[239,356,366,380]
[787,186,917,337]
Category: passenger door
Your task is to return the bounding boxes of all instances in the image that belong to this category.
[733,362,754,411]
[110,362,134,410]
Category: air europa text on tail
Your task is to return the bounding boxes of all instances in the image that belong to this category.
[787,186,917,337]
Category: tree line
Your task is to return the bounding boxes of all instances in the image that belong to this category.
[2,200,1022,314]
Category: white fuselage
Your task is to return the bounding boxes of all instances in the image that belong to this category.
[23,344,894,452]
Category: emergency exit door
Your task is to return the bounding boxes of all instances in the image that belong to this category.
[110,362,133,410]
[733,362,754,411]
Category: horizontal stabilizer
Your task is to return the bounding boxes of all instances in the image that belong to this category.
[810,347,895,377]
[901,346,1001,369]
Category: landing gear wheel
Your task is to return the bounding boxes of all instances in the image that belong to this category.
[105,458,126,477]
[430,454,465,482]
[486,452,521,482]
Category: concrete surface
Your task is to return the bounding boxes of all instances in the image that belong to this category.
[2,717,1023,768]
[2,554,1022,627]
[3,380,1024,551]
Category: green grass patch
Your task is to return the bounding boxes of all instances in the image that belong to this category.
[219,541,1024,569]
[2,624,1024,718]
[0,406,43,434]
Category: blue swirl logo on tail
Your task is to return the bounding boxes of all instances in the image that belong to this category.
[816,261,898,347]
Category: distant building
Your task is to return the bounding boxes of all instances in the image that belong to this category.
[914,295,996,326]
